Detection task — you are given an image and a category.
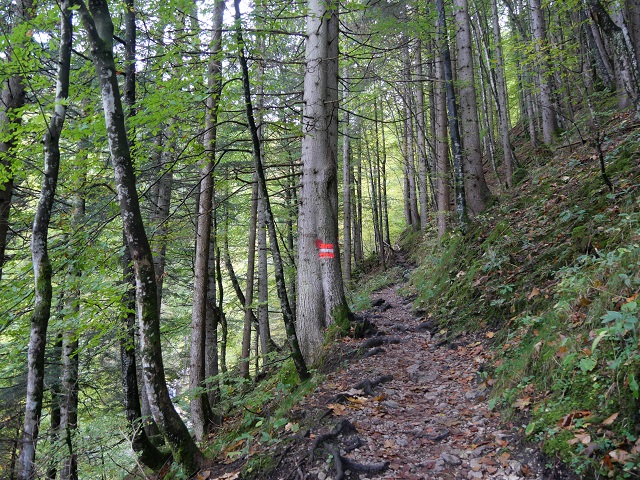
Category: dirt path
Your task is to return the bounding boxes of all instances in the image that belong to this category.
[288,283,560,480]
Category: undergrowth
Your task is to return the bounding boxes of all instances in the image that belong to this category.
[406,109,640,477]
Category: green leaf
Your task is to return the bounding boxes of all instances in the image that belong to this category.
[579,357,597,373]
[629,374,639,399]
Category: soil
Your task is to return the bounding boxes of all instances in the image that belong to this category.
[200,282,577,480]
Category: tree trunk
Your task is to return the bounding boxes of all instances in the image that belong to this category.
[434,50,451,238]
[240,179,258,379]
[152,144,173,312]
[415,41,430,233]
[257,195,271,365]
[120,246,167,469]
[59,193,84,480]
[402,48,421,231]
[491,0,515,187]
[296,0,350,364]
[17,3,71,477]
[436,0,468,231]
[530,0,559,143]
[190,0,225,442]
[75,0,203,472]
[454,0,490,215]
[342,66,352,284]
[234,0,309,379]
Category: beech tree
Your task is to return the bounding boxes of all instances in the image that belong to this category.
[74,0,203,472]
[17,2,72,477]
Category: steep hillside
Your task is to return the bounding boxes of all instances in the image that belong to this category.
[404,109,640,477]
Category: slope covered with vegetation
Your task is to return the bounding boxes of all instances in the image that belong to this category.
[403,106,640,477]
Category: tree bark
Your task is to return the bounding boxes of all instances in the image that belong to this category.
[434,49,451,238]
[530,0,559,143]
[296,0,351,364]
[436,0,468,232]
[490,0,515,187]
[240,179,258,379]
[415,41,430,233]
[454,0,490,215]
[341,66,352,284]
[190,0,225,442]
[75,0,203,472]
[234,0,309,379]
[17,3,71,477]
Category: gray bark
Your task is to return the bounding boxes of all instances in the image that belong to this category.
[17,3,70,477]
[434,51,451,238]
[454,0,490,215]
[415,41,430,233]
[530,0,559,143]
[75,0,203,472]
[190,0,224,441]
[240,179,258,379]
[491,0,515,187]
[436,0,467,231]
[341,66,352,284]
[297,0,350,364]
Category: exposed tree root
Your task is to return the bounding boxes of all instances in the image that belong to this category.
[309,419,389,480]
[354,375,393,396]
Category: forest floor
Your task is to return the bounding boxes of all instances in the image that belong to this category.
[199,278,576,480]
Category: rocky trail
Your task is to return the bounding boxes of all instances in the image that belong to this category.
[202,281,575,480]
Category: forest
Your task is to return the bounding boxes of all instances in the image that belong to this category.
[1,0,640,478]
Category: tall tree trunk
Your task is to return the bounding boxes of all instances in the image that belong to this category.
[342,67,352,284]
[257,195,271,365]
[454,0,490,215]
[17,3,71,477]
[530,0,559,143]
[434,50,451,238]
[152,142,173,312]
[402,48,420,231]
[240,179,258,379]
[296,0,350,364]
[436,0,468,231]
[75,0,203,472]
[491,0,515,187]
[353,136,364,265]
[190,0,225,442]
[415,41,430,233]
[59,193,84,480]
[234,0,309,379]
[120,246,167,469]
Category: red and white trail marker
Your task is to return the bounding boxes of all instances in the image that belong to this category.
[315,239,335,259]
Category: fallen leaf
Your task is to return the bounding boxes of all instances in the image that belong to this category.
[527,287,540,300]
[327,403,347,415]
[486,331,495,339]
[514,397,531,410]
[609,449,630,463]
[498,452,511,466]
[601,412,619,426]
[559,410,591,428]
[520,464,534,476]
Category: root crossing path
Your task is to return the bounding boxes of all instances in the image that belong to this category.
[295,283,564,480]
